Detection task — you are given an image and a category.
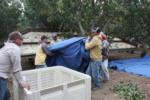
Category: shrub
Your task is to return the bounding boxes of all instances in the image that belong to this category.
[112,81,145,100]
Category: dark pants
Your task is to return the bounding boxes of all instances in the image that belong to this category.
[0,78,10,100]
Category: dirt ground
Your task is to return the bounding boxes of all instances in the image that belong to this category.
[92,70,150,100]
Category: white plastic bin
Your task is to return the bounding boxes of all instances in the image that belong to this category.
[13,66,91,100]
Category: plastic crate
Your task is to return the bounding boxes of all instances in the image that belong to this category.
[13,66,91,100]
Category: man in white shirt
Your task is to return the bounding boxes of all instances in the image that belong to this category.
[0,31,30,100]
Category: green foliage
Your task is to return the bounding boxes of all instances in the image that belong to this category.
[20,0,108,33]
[107,0,150,45]
[1,0,150,45]
[113,81,145,100]
[20,0,150,45]
[0,0,22,39]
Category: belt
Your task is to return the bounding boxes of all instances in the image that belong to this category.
[0,77,6,80]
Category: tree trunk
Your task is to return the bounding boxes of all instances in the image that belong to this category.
[78,21,85,35]
[103,18,112,33]
[91,0,96,28]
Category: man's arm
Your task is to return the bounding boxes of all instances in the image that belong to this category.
[9,49,23,82]
[41,44,54,56]
[9,48,30,89]
[85,37,97,50]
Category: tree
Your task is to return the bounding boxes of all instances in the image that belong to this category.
[20,0,150,45]
[0,0,22,40]
[21,0,106,34]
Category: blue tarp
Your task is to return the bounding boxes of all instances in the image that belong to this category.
[46,37,90,72]
[110,55,150,78]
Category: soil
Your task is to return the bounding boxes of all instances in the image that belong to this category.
[92,49,150,100]
[91,70,150,100]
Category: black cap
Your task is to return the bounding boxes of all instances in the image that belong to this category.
[96,27,101,33]
[91,27,101,33]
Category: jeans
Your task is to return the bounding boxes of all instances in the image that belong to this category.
[86,60,101,88]
[0,78,10,100]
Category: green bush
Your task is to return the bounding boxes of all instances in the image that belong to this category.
[112,82,145,100]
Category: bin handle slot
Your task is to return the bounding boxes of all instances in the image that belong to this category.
[40,85,63,95]
[68,79,84,88]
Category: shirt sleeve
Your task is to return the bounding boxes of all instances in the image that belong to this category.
[41,43,53,56]
[8,47,23,84]
[9,48,22,73]
[14,71,24,84]
[85,37,98,50]
[103,40,109,48]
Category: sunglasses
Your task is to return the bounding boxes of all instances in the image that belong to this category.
[18,37,23,41]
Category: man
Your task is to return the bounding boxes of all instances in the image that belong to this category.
[101,35,110,81]
[85,28,103,89]
[35,35,53,68]
[73,32,79,37]
[97,28,110,81]
[0,31,30,100]
[51,32,61,44]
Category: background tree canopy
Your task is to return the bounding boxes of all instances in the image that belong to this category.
[0,0,150,46]
[0,0,22,40]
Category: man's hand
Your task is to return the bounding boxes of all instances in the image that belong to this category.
[20,82,30,90]
[86,36,91,42]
